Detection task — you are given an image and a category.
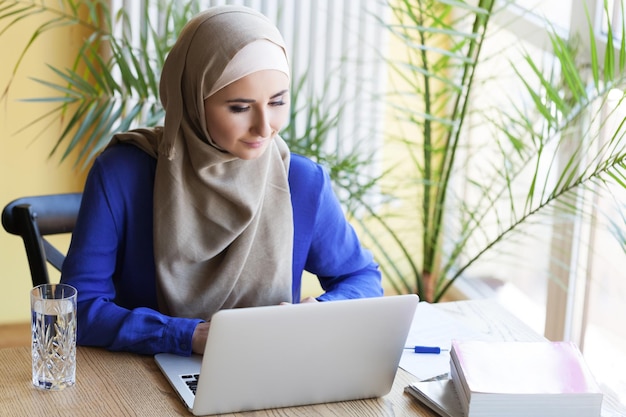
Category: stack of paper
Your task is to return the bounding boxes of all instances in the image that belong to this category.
[405,379,463,417]
[449,340,604,417]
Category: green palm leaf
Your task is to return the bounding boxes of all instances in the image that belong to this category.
[366,0,626,302]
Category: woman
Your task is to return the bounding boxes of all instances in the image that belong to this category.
[60,5,383,356]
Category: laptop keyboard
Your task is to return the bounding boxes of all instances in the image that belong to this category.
[181,374,199,395]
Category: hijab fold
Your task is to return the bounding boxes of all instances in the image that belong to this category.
[109,5,293,320]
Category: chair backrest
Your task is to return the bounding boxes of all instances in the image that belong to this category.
[2,193,82,286]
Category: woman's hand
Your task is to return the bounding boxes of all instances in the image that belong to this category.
[280,296,318,305]
[192,298,318,353]
[191,321,211,354]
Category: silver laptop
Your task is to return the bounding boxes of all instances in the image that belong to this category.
[155,294,419,416]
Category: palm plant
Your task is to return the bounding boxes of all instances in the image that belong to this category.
[365,0,626,301]
[1,0,192,166]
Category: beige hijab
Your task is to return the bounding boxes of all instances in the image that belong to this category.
[109,5,294,319]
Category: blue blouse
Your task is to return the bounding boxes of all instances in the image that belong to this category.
[61,144,383,355]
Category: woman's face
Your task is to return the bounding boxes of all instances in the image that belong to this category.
[204,70,290,160]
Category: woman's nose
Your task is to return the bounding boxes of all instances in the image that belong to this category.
[251,110,272,138]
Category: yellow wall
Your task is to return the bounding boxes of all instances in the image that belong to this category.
[0,8,88,324]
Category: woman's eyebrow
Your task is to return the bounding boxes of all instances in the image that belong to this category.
[226,90,289,103]
[271,89,289,99]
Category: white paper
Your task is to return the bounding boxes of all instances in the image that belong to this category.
[399,302,493,381]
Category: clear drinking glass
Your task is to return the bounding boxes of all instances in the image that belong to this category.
[30,283,77,390]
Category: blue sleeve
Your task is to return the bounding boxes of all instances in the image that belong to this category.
[292,156,383,300]
[61,146,202,356]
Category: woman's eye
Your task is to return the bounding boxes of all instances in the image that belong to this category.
[270,100,286,107]
[228,105,249,113]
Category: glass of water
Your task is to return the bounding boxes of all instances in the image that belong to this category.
[30,283,77,390]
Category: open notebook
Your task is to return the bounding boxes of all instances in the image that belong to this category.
[155,294,419,416]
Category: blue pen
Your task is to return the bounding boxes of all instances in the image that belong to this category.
[404,346,449,354]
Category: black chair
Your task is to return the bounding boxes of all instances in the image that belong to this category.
[2,193,82,286]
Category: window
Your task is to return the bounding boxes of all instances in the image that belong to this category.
[456,0,626,405]
[601,0,624,41]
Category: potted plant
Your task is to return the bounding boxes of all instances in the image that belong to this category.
[361,0,626,302]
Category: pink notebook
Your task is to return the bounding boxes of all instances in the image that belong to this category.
[452,340,601,394]
[450,340,603,417]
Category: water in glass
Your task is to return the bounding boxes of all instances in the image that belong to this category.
[31,284,77,390]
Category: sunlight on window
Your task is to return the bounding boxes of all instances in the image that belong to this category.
[584,87,626,405]
[458,2,626,407]
[513,0,573,32]
[601,0,625,41]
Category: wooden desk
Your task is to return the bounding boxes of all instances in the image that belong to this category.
[1,300,623,416]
